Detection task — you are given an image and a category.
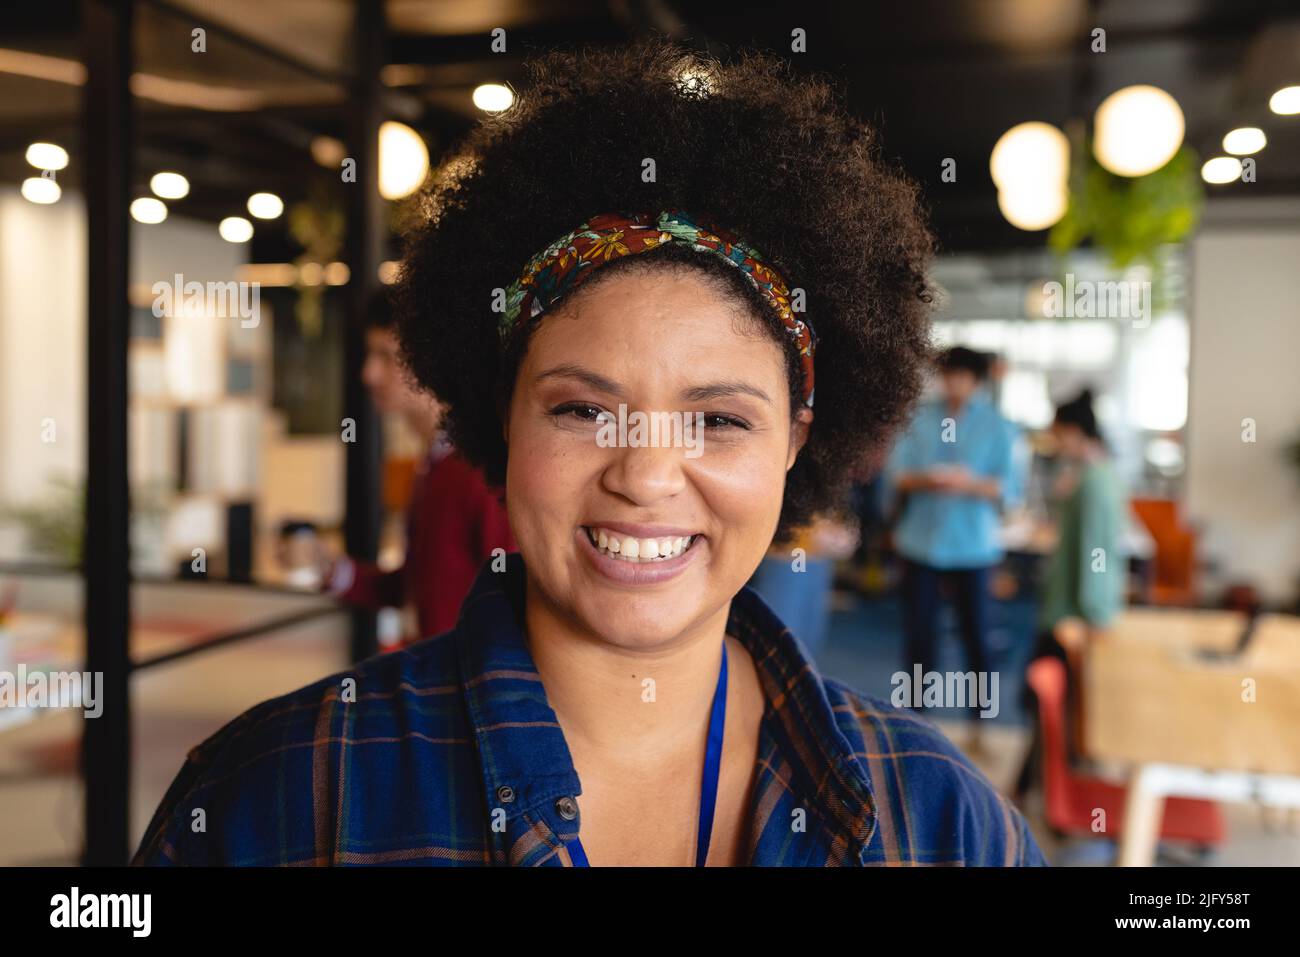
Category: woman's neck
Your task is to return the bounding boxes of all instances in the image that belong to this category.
[522,577,732,756]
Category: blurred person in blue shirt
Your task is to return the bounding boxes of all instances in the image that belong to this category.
[978,351,1028,512]
[886,347,1016,747]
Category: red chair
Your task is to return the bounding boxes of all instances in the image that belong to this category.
[1026,657,1225,848]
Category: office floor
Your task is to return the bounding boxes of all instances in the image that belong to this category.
[1,589,1296,866]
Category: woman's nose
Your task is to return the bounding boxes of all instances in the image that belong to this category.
[599,440,688,505]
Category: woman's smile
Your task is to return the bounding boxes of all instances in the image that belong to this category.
[576,523,706,585]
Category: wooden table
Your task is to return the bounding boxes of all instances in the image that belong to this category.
[1085,610,1300,865]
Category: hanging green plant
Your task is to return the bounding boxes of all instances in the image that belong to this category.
[1049,138,1204,270]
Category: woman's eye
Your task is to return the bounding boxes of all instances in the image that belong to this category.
[703,413,750,431]
[548,404,749,431]
[549,402,610,423]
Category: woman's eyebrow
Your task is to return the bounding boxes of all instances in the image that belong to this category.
[534,363,624,395]
[535,364,771,404]
[681,381,772,404]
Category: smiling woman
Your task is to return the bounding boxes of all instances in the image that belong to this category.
[133,38,1044,868]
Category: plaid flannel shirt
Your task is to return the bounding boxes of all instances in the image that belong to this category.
[134,553,1045,866]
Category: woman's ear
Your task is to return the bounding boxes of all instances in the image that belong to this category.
[787,407,813,471]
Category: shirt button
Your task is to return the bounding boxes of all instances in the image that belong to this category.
[555,796,579,821]
[496,785,516,804]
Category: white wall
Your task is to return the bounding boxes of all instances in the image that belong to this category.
[0,192,87,507]
[1186,199,1300,604]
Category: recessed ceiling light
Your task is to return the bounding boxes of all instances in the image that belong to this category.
[1222,127,1266,155]
[1269,85,1300,115]
[150,171,189,199]
[472,83,513,112]
[246,192,284,219]
[1201,156,1243,184]
[219,216,254,242]
[26,142,69,171]
[21,176,61,204]
[130,197,168,224]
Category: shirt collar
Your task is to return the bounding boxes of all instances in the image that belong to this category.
[452,555,581,863]
[452,552,877,864]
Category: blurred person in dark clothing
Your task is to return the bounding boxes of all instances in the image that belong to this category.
[320,299,516,644]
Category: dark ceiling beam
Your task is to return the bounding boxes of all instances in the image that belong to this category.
[386,20,634,67]
[137,0,354,87]
[799,27,1262,71]
[135,109,336,159]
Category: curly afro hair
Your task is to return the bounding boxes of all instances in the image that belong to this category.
[394,37,934,537]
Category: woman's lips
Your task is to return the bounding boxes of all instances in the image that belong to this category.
[575,525,703,584]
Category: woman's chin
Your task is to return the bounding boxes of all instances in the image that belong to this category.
[577,598,696,650]
[569,592,705,650]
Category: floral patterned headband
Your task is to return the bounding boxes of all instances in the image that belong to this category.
[500,209,816,408]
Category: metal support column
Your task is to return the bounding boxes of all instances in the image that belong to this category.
[82,0,134,866]
[342,0,387,662]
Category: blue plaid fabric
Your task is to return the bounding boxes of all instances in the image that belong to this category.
[134,553,1045,866]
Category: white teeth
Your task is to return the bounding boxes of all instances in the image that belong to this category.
[585,527,697,563]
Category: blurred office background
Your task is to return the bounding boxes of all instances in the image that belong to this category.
[1,0,1298,866]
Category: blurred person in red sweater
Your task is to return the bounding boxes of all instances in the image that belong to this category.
[321,299,515,645]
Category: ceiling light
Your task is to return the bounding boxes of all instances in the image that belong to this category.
[246,192,283,219]
[378,121,429,200]
[20,176,61,204]
[219,216,254,243]
[1093,85,1185,177]
[150,171,189,199]
[1269,85,1300,115]
[26,142,68,170]
[1222,127,1266,155]
[997,185,1068,231]
[1201,156,1242,185]
[990,122,1069,191]
[130,197,168,224]
[310,135,346,168]
[472,83,513,112]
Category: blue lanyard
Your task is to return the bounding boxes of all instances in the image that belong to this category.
[567,641,729,867]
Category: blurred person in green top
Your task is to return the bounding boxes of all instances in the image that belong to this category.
[1014,388,1126,800]
[1038,388,1126,633]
